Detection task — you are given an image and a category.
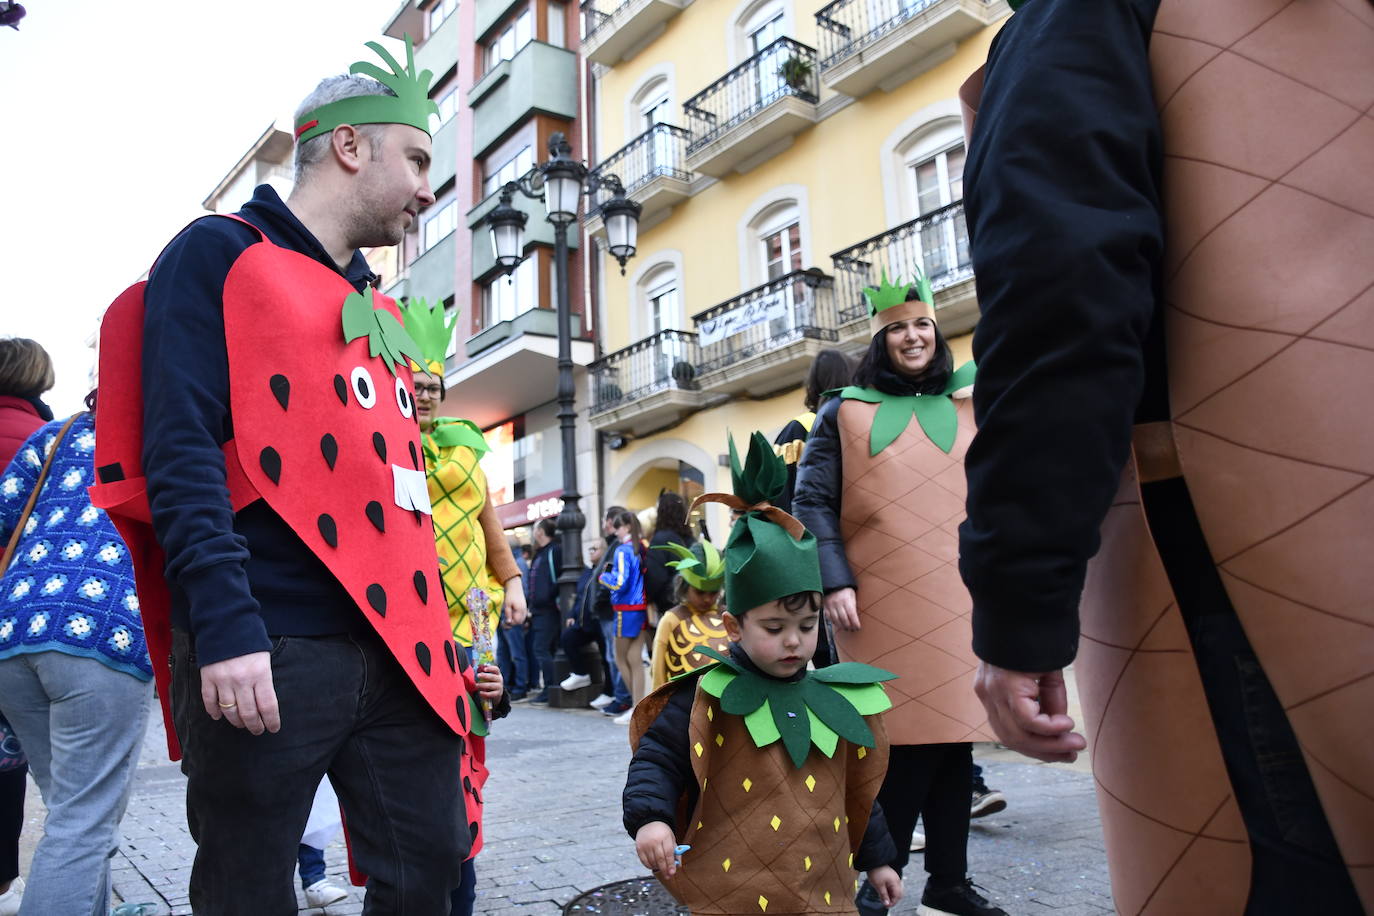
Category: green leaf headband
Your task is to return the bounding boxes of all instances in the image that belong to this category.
[341,288,426,377]
[295,36,440,145]
[864,268,935,336]
[653,540,726,592]
[398,296,457,375]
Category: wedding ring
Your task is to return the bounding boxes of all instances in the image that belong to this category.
[218,701,238,709]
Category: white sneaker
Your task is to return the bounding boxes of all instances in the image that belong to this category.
[560,672,592,691]
[613,708,635,725]
[304,878,348,907]
[589,693,615,709]
[0,877,23,916]
[909,831,926,852]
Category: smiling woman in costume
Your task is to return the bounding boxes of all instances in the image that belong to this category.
[794,272,1003,916]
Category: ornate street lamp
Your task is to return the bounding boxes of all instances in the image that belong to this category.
[484,132,642,627]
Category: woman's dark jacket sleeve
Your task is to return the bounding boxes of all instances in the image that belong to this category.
[643,529,689,611]
[855,799,897,871]
[623,684,698,837]
[792,398,855,593]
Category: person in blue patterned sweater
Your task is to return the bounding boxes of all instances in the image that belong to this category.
[0,404,153,916]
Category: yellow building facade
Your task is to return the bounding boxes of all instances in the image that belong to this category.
[579,0,1009,537]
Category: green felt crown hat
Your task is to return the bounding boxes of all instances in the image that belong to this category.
[653,540,726,593]
[295,36,440,145]
[692,432,822,615]
[864,268,934,337]
[398,297,457,376]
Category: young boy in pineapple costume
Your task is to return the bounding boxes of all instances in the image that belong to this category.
[624,432,904,915]
[647,539,729,691]
[399,297,527,649]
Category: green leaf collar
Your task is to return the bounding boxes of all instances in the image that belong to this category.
[839,361,976,455]
[693,647,894,769]
[423,417,490,459]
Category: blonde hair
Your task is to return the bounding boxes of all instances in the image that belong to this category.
[0,338,54,399]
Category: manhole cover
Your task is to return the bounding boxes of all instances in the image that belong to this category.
[563,877,688,915]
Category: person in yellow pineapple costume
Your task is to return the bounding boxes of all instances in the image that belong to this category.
[400,299,526,650]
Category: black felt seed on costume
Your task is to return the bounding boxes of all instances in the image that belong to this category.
[469,821,479,842]
[269,374,290,410]
[320,434,338,470]
[372,432,387,463]
[259,447,282,484]
[463,775,473,793]
[455,695,468,728]
[415,642,432,675]
[413,570,428,602]
[365,501,385,532]
[408,440,419,470]
[412,509,423,524]
[443,640,456,672]
[317,514,338,548]
[366,584,386,616]
[456,646,470,672]
[333,374,348,406]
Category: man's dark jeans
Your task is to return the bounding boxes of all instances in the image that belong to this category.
[529,608,560,694]
[171,629,467,916]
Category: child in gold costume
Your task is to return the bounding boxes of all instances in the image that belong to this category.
[647,540,729,691]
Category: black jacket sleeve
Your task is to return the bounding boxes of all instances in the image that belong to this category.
[623,684,696,838]
[643,530,686,611]
[773,417,810,514]
[792,398,855,593]
[854,799,897,871]
[958,0,1164,672]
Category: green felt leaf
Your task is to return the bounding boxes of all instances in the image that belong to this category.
[807,707,839,757]
[745,699,781,747]
[430,418,489,454]
[837,385,884,404]
[802,679,875,747]
[771,686,813,768]
[830,682,893,717]
[944,360,977,394]
[870,396,917,456]
[468,695,489,737]
[372,310,426,378]
[811,661,898,684]
[720,669,767,716]
[913,394,958,454]
[698,665,735,698]
[695,645,738,672]
[341,291,376,343]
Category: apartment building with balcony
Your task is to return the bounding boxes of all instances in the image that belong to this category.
[380,0,596,533]
[580,0,1009,534]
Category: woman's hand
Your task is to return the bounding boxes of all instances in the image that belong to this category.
[635,821,679,877]
[476,663,504,701]
[823,587,860,631]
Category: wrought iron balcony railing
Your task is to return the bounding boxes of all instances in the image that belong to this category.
[683,37,819,153]
[692,270,837,374]
[589,329,701,413]
[579,0,619,42]
[816,0,996,68]
[588,123,692,214]
[829,200,973,323]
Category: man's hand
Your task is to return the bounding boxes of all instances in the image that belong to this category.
[635,821,678,877]
[503,577,527,626]
[867,865,903,908]
[823,587,860,631]
[974,662,1086,763]
[200,651,280,736]
[475,663,504,701]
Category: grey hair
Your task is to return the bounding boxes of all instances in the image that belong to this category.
[292,75,397,182]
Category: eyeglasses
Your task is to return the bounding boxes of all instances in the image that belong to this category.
[413,384,443,398]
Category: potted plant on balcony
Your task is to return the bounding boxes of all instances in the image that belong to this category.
[777,55,813,92]
[670,359,697,389]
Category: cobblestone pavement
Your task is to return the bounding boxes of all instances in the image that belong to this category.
[97,700,1112,915]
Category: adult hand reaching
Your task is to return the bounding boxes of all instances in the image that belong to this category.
[503,577,528,626]
[823,587,860,631]
[200,651,280,735]
[974,662,1085,763]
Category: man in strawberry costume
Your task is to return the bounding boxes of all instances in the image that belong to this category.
[91,39,475,915]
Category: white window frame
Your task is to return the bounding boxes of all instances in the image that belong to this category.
[422,199,457,253]
[486,9,532,71]
[482,256,539,327]
[428,0,458,35]
[483,145,534,199]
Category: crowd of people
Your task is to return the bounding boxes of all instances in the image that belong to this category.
[1,3,1369,913]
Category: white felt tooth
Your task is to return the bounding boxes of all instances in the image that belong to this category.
[392,464,433,515]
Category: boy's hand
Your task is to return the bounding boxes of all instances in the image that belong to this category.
[476,663,504,700]
[635,821,678,877]
[867,865,903,907]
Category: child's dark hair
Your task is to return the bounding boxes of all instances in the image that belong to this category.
[674,574,722,605]
[732,590,820,619]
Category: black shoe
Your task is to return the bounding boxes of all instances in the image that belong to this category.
[509,690,529,702]
[970,784,1006,819]
[530,691,550,704]
[918,879,1006,916]
[602,700,632,716]
[854,878,888,916]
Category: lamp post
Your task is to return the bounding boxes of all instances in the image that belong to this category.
[486,132,642,624]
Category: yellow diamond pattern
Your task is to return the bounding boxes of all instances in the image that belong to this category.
[715,733,724,747]
[694,742,703,757]
[825,892,832,905]
[857,747,867,759]
[723,858,731,873]
[707,706,714,721]
[758,895,768,912]
[742,778,752,792]
[697,821,703,830]
[804,856,812,872]
[833,817,841,833]
[770,815,781,831]
[848,853,854,868]
[805,774,816,792]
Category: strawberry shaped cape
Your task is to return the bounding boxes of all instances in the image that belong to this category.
[691,646,894,768]
[837,360,976,456]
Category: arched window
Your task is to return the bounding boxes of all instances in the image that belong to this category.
[893,118,969,281]
[746,198,804,288]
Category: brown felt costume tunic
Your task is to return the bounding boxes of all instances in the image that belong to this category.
[631,683,890,915]
[962,1,1374,909]
[833,396,993,746]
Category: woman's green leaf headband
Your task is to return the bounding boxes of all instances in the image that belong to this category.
[295,35,440,144]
